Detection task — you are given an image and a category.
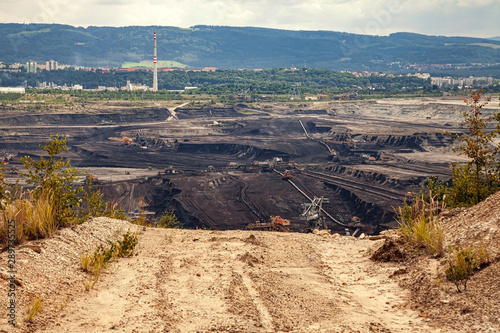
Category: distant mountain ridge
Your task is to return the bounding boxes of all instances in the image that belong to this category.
[1,24,500,71]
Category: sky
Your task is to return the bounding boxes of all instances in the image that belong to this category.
[0,0,499,38]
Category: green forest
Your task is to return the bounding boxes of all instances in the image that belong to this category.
[1,24,500,74]
[0,68,431,95]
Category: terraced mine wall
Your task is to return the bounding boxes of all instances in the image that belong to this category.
[0,108,169,126]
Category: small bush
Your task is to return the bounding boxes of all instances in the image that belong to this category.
[445,244,490,292]
[158,210,182,228]
[81,174,106,218]
[80,231,138,290]
[115,231,138,257]
[422,176,450,204]
[397,192,445,256]
[20,134,83,227]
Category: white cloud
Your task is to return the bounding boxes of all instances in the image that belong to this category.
[0,0,498,37]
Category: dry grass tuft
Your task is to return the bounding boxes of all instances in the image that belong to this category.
[1,190,64,246]
[25,295,43,322]
[397,192,445,257]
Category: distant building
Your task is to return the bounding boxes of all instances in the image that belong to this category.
[431,75,494,88]
[202,67,217,72]
[121,80,149,91]
[0,87,25,94]
[93,86,118,91]
[38,82,54,89]
[304,95,318,101]
[26,60,37,73]
[46,60,58,71]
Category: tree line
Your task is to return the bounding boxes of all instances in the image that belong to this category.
[0,68,430,95]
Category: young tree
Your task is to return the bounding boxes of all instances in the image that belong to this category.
[20,134,83,226]
[450,89,498,206]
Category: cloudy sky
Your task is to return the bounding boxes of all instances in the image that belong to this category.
[0,0,499,38]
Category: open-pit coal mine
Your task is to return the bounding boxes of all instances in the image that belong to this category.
[3,97,498,235]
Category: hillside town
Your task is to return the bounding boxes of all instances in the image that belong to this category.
[0,60,497,93]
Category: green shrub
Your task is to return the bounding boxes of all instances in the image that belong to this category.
[81,174,106,218]
[1,136,88,246]
[158,209,182,228]
[115,231,138,257]
[80,231,138,290]
[1,135,133,247]
[445,244,490,292]
[397,192,445,257]
[421,176,450,204]
[448,163,499,208]
[447,90,500,206]
[20,134,83,227]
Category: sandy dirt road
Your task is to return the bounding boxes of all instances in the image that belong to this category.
[37,228,439,333]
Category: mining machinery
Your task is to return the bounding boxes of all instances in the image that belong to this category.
[299,196,329,230]
[282,170,292,180]
[247,215,290,232]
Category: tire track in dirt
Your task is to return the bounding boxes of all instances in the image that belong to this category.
[233,263,275,332]
[313,236,441,333]
[35,227,442,333]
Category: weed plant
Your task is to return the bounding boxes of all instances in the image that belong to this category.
[80,231,138,290]
[25,296,43,322]
[445,244,490,292]
[397,192,445,257]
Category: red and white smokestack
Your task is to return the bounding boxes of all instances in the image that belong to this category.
[153,32,158,91]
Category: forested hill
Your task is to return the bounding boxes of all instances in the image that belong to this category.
[1,24,500,71]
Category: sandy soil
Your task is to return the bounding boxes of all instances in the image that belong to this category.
[0,219,439,333]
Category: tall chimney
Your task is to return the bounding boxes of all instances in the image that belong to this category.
[153,32,158,91]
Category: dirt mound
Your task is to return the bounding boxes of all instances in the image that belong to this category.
[0,218,138,332]
[442,191,500,260]
[379,191,500,332]
[370,238,408,262]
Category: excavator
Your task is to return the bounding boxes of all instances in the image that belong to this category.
[108,136,133,145]
[282,170,292,180]
[246,215,290,232]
